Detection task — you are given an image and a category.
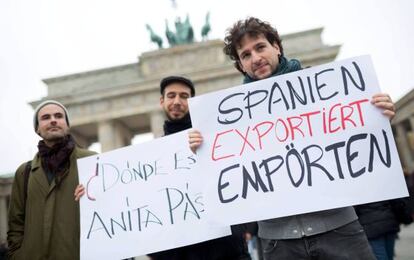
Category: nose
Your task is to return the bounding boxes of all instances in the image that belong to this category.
[173,95,182,105]
[50,116,58,124]
[251,51,262,64]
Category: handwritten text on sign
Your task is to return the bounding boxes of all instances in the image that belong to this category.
[77,131,230,260]
[189,55,407,225]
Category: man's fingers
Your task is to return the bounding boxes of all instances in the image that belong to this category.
[75,190,85,201]
[74,184,85,201]
[382,110,395,119]
[373,101,395,110]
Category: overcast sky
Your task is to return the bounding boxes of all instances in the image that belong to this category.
[1,0,413,174]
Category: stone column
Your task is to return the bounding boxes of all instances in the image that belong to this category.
[98,120,132,152]
[71,132,91,149]
[396,123,414,171]
[408,116,414,172]
[410,116,414,130]
[150,111,165,138]
[409,116,414,150]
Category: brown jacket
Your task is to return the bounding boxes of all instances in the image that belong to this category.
[7,146,95,260]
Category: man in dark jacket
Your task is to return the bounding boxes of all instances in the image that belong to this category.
[189,17,397,260]
[355,169,413,259]
[7,100,95,260]
[355,201,401,260]
[149,76,250,260]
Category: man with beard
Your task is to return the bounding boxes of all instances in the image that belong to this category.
[7,100,95,260]
[148,75,250,260]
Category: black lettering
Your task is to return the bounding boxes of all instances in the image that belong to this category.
[304,75,316,103]
[341,61,365,95]
[285,143,305,187]
[244,89,269,119]
[110,212,127,235]
[259,155,284,191]
[315,68,338,100]
[346,133,368,177]
[102,163,119,192]
[218,164,239,203]
[174,151,190,170]
[87,211,112,239]
[368,130,391,172]
[325,141,346,179]
[144,209,163,227]
[301,144,334,186]
[287,78,307,109]
[164,187,184,224]
[241,161,269,199]
[269,82,290,113]
[217,93,245,124]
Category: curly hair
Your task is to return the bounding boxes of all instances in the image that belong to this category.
[223,17,284,74]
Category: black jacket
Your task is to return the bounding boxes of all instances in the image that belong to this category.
[354,201,400,239]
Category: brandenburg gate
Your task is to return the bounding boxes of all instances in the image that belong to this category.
[31,28,339,152]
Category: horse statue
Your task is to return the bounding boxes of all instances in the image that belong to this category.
[145,24,163,48]
[174,15,194,45]
[165,19,177,46]
[201,12,211,40]
[164,14,194,47]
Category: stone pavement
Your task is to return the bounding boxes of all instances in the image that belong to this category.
[395,223,414,260]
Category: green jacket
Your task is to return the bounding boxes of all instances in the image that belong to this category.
[7,146,95,260]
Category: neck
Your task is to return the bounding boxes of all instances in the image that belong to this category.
[44,139,60,148]
[43,135,68,148]
[243,56,301,84]
[163,113,192,135]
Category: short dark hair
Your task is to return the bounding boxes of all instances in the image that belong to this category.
[160,76,195,97]
[223,17,284,74]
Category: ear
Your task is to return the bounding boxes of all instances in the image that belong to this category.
[237,60,246,73]
[272,43,281,55]
[159,95,164,107]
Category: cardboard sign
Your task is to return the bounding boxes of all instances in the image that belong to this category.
[189,55,408,225]
[77,131,231,260]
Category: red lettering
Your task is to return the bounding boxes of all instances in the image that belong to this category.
[211,130,236,161]
[322,108,327,134]
[340,105,357,129]
[287,116,304,140]
[275,118,289,142]
[300,110,321,137]
[235,127,256,156]
[252,121,274,150]
[86,161,99,201]
[328,103,341,133]
[349,99,369,126]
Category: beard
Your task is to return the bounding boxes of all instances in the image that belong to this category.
[166,113,186,122]
[41,128,69,144]
[166,108,188,121]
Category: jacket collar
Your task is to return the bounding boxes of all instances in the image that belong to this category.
[30,146,78,196]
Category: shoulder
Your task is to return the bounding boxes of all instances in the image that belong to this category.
[13,159,32,182]
[15,162,29,173]
[14,163,27,176]
[74,146,97,158]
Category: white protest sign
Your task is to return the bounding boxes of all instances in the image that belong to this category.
[77,131,231,260]
[189,55,408,225]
